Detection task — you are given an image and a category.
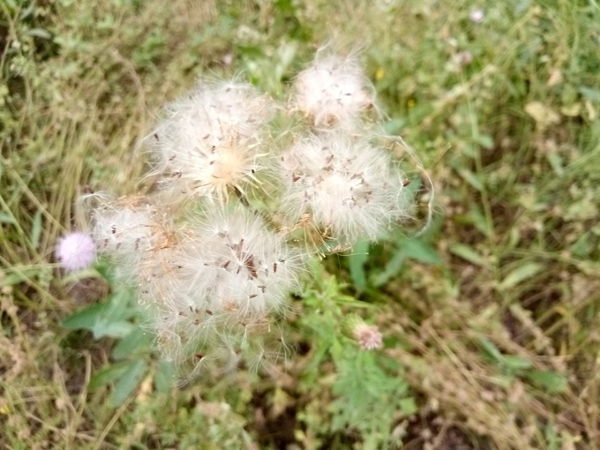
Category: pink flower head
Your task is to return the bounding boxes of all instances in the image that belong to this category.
[353,323,383,351]
[470,9,484,23]
[56,232,96,271]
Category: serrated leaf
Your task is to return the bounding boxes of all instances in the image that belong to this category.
[63,302,109,331]
[112,359,148,407]
[95,321,135,339]
[63,289,135,338]
[499,263,543,290]
[89,361,132,390]
[449,244,488,267]
[112,327,153,360]
[525,370,568,393]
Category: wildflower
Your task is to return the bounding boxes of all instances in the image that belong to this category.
[280,133,409,246]
[293,54,374,127]
[55,232,96,271]
[150,81,273,203]
[470,9,484,23]
[343,314,383,350]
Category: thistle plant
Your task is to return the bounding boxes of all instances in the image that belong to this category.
[70,50,424,376]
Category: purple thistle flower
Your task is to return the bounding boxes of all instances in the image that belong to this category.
[470,9,484,23]
[354,324,383,351]
[56,232,96,271]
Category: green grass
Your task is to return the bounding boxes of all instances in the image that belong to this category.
[1,0,600,448]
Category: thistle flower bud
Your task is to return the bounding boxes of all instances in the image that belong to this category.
[150,80,273,203]
[55,232,96,271]
[342,313,383,350]
[280,133,410,246]
[293,54,374,127]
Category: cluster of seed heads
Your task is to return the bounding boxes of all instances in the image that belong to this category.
[72,51,411,374]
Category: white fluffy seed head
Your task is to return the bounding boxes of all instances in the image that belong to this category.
[138,207,304,367]
[150,80,274,203]
[293,54,374,127]
[176,207,303,318]
[280,133,410,246]
[91,198,170,271]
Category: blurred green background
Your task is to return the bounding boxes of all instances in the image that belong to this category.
[1,0,599,449]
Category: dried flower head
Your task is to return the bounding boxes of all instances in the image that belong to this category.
[151,80,273,203]
[92,201,165,262]
[139,207,303,368]
[177,206,303,318]
[280,133,410,246]
[293,54,374,127]
[55,232,96,271]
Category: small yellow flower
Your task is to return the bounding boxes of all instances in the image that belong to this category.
[407,99,416,108]
[375,67,385,81]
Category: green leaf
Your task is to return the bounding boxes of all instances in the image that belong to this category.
[0,212,17,224]
[62,289,135,338]
[449,244,488,268]
[112,327,153,360]
[580,87,600,102]
[89,361,132,390]
[502,355,533,371]
[348,240,369,292]
[112,359,148,407]
[477,336,504,364]
[401,238,441,265]
[525,370,568,393]
[458,169,484,192]
[476,134,494,150]
[63,303,108,331]
[371,250,406,287]
[26,28,52,39]
[155,359,177,393]
[499,263,544,290]
[399,397,418,415]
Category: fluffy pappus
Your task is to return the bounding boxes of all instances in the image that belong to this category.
[91,198,172,272]
[280,133,410,246]
[144,207,304,370]
[150,80,274,203]
[292,54,375,127]
[175,206,304,320]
